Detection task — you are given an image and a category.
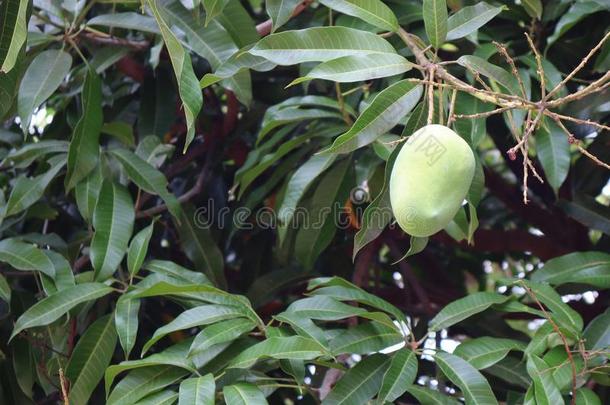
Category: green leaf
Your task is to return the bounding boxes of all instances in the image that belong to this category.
[521,0,542,20]
[266,0,301,32]
[142,304,247,355]
[547,2,604,45]
[423,0,448,48]
[330,322,402,355]
[483,356,530,389]
[115,294,140,358]
[217,0,260,48]
[5,155,66,216]
[435,352,498,405]
[174,205,226,289]
[101,122,135,147]
[134,391,178,405]
[179,374,215,405]
[144,260,211,285]
[145,0,203,152]
[284,295,367,320]
[531,251,610,288]
[322,353,389,405]
[575,388,602,405]
[75,163,103,223]
[536,121,570,193]
[406,385,461,404]
[88,12,161,33]
[66,314,117,405]
[0,273,10,303]
[583,308,610,350]
[11,283,113,340]
[319,0,399,32]
[453,92,492,147]
[223,383,268,405]
[229,336,327,368]
[107,366,189,405]
[127,222,154,279]
[2,139,68,168]
[323,80,422,154]
[457,55,519,94]
[274,312,328,347]
[392,235,429,263]
[290,53,412,85]
[0,0,28,73]
[249,26,396,65]
[203,0,229,26]
[526,355,564,405]
[378,349,418,402]
[446,2,505,41]
[18,49,72,133]
[454,337,527,369]
[65,69,103,190]
[558,197,610,236]
[188,318,256,358]
[91,180,135,281]
[0,238,55,277]
[429,292,509,331]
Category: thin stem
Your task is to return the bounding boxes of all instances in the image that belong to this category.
[335,82,353,125]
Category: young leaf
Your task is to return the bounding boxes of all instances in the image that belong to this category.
[91,181,135,281]
[322,353,389,405]
[178,374,215,405]
[0,0,28,73]
[435,352,498,405]
[319,0,399,32]
[377,349,418,402]
[66,314,117,405]
[145,0,203,152]
[423,0,448,49]
[11,283,113,340]
[18,49,72,133]
[446,2,506,41]
[530,251,610,288]
[223,383,268,405]
[115,294,141,359]
[249,26,396,65]
[323,81,422,154]
[429,292,509,331]
[65,70,103,190]
[127,222,154,279]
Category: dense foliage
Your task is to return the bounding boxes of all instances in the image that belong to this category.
[0,0,609,404]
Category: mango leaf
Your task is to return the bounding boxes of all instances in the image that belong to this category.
[10,283,113,340]
[142,304,247,355]
[284,295,367,320]
[319,0,399,32]
[548,2,604,45]
[457,55,519,94]
[127,222,154,279]
[115,294,141,359]
[423,0,448,49]
[429,292,509,331]
[88,12,160,33]
[75,163,103,223]
[200,48,275,88]
[179,374,215,405]
[91,180,135,281]
[145,0,203,152]
[323,81,422,154]
[266,0,301,32]
[377,349,418,402]
[134,391,178,405]
[484,356,530,389]
[0,238,55,277]
[521,0,542,20]
[65,70,103,190]
[144,260,211,285]
[223,383,268,405]
[435,352,498,405]
[446,2,506,41]
[274,312,328,348]
[536,121,570,193]
[558,197,610,236]
[290,53,412,85]
[249,26,396,65]
[575,388,602,405]
[330,322,402,355]
[322,353,389,405]
[2,139,68,168]
[0,0,28,73]
[107,366,189,405]
[531,251,610,288]
[101,122,135,146]
[229,336,327,368]
[203,0,229,25]
[526,355,564,405]
[582,308,610,350]
[406,385,461,404]
[18,49,72,133]
[0,273,10,303]
[454,337,527,369]
[188,318,256,358]
[175,204,226,289]
[66,314,117,405]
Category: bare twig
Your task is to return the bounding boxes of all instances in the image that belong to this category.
[525,33,546,99]
[59,368,70,405]
[494,41,528,99]
[446,89,457,126]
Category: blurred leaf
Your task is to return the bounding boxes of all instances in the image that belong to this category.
[0,0,27,73]
[582,308,610,350]
[484,356,530,389]
[521,0,542,20]
[10,283,113,340]
[107,366,189,405]
[223,383,268,405]
[429,292,509,331]
[454,337,527,369]
[323,81,422,153]
[423,0,447,48]
[66,314,117,405]
[17,49,72,133]
[531,251,610,288]
[101,122,135,147]
[179,374,215,405]
[266,0,301,32]
[284,295,367,320]
[548,2,604,45]
[446,2,505,41]
[575,388,602,405]
[228,336,326,368]
[435,352,498,405]
[0,273,10,303]
[406,385,461,404]
[249,27,396,65]
[75,163,103,223]
[320,0,399,32]
[203,0,229,25]
[115,294,140,359]
[378,349,418,402]
[558,197,610,236]
[2,140,68,168]
[91,180,135,281]
[88,12,160,33]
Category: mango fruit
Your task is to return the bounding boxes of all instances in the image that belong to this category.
[389,124,475,237]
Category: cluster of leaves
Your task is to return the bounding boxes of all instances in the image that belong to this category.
[0,0,609,404]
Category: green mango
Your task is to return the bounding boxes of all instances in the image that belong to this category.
[390,124,475,237]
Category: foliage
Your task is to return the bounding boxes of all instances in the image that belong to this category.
[0,0,609,404]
